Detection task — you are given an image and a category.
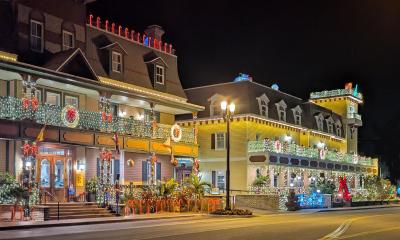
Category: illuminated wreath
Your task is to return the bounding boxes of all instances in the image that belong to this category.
[170,124,182,142]
[61,105,80,128]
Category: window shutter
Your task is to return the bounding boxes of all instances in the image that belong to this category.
[212,171,216,187]
[211,133,215,149]
[113,159,120,183]
[156,162,161,181]
[96,158,100,178]
[142,161,148,183]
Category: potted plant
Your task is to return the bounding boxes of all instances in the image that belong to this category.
[86,176,98,202]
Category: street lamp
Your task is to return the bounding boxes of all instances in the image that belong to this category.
[220,100,235,210]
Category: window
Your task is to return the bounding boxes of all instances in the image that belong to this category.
[155,65,165,84]
[54,160,64,188]
[292,105,302,125]
[64,94,79,108]
[210,102,222,117]
[257,94,269,117]
[326,117,334,134]
[30,20,43,52]
[256,133,261,141]
[215,132,226,150]
[62,30,74,50]
[112,51,122,73]
[275,100,287,122]
[46,91,61,106]
[40,159,50,188]
[34,88,42,103]
[315,113,324,131]
[335,120,342,137]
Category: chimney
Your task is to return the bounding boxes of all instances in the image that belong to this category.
[144,25,165,41]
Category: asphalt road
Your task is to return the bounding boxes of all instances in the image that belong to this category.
[1,207,400,240]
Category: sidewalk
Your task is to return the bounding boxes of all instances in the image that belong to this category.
[0,213,203,230]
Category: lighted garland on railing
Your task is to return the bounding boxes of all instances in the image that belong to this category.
[0,96,195,144]
[248,139,373,166]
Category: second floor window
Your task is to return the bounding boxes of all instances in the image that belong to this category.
[30,20,43,52]
[64,94,79,108]
[62,31,74,50]
[155,65,165,84]
[46,91,61,106]
[215,132,226,150]
[112,51,122,73]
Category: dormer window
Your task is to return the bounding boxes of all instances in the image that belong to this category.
[112,51,122,73]
[275,100,287,122]
[291,105,302,125]
[326,116,334,134]
[257,94,269,117]
[30,20,43,52]
[335,120,342,137]
[155,65,165,85]
[315,113,324,131]
[208,94,224,117]
[62,30,75,50]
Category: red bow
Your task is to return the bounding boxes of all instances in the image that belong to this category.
[66,108,77,122]
[102,112,113,123]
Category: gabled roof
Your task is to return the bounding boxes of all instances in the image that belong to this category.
[143,52,169,68]
[43,48,98,81]
[99,42,128,54]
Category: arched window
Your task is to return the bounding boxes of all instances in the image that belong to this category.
[40,159,50,188]
[257,94,269,117]
[275,100,287,122]
[315,113,324,131]
[326,116,334,134]
[335,120,342,137]
[291,105,302,125]
[208,94,224,117]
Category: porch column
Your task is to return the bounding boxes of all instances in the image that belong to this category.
[269,167,274,187]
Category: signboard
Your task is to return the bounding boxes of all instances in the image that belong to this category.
[76,172,84,187]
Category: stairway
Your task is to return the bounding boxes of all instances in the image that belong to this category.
[45,202,116,220]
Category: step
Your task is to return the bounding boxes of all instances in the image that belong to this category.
[48,213,114,220]
[49,210,111,215]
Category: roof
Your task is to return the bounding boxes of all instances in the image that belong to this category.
[180,80,344,135]
[86,26,187,99]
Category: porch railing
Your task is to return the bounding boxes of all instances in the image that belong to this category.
[0,96,195,144]
[248,140,374,166]
[40,190,60,220]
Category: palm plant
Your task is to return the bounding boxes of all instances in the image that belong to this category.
[159,178,179,199]
[185,173,211,199]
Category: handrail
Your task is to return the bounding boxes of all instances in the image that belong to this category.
[40,190,60,221]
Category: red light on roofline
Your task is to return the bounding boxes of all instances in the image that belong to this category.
[89,14,93,26]
[105,20,109,31]
[131,30,135,40]
[125,28,129,38]
[111,23,115,33]
[96,17,101,28]
[118,25,122,36]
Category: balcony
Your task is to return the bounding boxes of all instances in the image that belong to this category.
[0,96,195,144]
[248,140,373,166]
[347,113,363,127]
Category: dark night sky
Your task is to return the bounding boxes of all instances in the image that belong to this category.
[88,0,400,181]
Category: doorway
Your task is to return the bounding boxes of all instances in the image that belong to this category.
[37,155,70,202]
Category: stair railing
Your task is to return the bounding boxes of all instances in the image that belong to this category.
[40,190,60,221]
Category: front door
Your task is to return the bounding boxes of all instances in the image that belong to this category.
[37,156,68,202]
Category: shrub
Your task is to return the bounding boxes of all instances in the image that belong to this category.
[210,208,253,215]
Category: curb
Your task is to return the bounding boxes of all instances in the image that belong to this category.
[316,204,400,213]
[0,214,199,231]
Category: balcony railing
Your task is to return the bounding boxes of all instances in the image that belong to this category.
[347,113,362,121]
[0,96,195,144]
[248,140,373,166]
[310,88,363,101]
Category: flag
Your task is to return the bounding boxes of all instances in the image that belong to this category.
[113,132,120,155]
[36,124,46,142]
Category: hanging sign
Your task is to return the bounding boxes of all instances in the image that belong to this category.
[61,105,80,128]
[170,124,182,142]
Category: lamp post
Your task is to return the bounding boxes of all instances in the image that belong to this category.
[220,100,235,210]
